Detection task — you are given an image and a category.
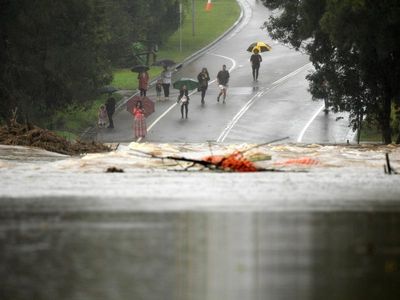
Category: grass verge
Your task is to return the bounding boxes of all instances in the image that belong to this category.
[55,0,240,139]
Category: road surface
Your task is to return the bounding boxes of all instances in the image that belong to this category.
[97,0,352,144]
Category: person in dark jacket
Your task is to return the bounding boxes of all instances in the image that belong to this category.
[250,48,262,81]
[197,67,210,105]
[217,64,230,103]
[105,96,116,128]
[177,85,189,119]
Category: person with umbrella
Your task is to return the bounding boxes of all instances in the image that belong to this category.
[161,65,172,101]
[138,70,149,97]
[177,85,190,119]
[105,96,116,129]
[217,64,230,103]
[133,100,147,139]
[197,67,210,105]
[250,48,262,81]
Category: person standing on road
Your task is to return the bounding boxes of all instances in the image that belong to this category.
[98,105,108,128]
[217,64,230,103]
[161,65,172,101]
[197,67,210,105]
[177,85,189,119]
[133,100,147,138]
[250,48,262,81]
[105,96,116,129]
[138,70,149,97]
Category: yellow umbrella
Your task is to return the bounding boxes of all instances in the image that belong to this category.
[247,42,272,53]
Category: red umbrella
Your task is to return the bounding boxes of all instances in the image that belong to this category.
[126,95,155,118]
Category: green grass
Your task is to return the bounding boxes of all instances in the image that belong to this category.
[56,0,240,139]
[157,0,241,62]
[112,0,240,90]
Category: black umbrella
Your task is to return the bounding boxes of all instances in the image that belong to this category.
[98,86,118,94]
[152,59,176,68]
[131,64,150,73]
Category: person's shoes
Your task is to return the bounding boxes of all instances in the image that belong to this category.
[185,115,188,119]
[201,99,205,105]
[217,96,220,102]
[223,98,226,104]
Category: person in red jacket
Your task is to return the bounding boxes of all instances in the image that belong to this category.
[137,70,149,96]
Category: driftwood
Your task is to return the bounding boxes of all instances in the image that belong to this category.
[0,121,110,155]
[131,137,292,173]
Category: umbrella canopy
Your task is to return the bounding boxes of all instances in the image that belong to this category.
[126,95,155,118]
[247,42,272,53]
[98,86,118,94]
[131,65,150,73]
[152,59,176,68]
[173,78,199,90]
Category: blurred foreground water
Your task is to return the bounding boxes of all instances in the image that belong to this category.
[1,143,400,299]
[1,211,399,300]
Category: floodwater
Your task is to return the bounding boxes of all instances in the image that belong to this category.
[0,210,399,300]
[1,144,400,299]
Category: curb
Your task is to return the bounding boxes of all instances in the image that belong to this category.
[82,0,246,140]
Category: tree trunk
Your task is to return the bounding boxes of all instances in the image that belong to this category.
[381,95,392,144]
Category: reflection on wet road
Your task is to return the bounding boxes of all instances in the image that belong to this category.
[1,211,399,300]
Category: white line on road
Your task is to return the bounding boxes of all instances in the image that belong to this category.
[138,53,238,143]
[217,62,313,142]
[217,90,263,142]
[297,104,325,142]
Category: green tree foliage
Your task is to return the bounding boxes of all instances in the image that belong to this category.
[103,0,180,67]
[0,0,181,125]
[0,0,112,124]
[262,0,400,143]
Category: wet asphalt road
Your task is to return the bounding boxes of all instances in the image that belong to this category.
[97,0,351,144]
[1,1,400,299]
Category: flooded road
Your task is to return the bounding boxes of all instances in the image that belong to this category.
[1,144,400,299]
[1,210,399,300]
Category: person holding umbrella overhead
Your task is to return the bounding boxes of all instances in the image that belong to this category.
[177,85,190,119]
[161,65,172,101]
[133,100,147,139]
[250,48,262,81]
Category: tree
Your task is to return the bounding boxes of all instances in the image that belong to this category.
[262,0,400,144]
[0,0,112,124]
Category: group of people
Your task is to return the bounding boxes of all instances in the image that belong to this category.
[175,64,230,119]
[99,50,262,139]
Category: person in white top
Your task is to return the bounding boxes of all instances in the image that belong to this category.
[160,65,172,100]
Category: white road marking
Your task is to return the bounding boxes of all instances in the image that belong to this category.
[297,104,325,142]
[138,53,238,143]
[217,62,313,142]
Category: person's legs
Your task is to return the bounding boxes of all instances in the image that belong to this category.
[180,104,184,118]
[165,84,170,99]
[107,112,114,128]
[162,84,168,99]
[184,103,188,118]
[201,88,206,103]
[223,88,227,103]
[255,66,259,80]
[252,66,256,81]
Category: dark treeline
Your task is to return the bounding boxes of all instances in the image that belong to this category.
[262,0,400,144]
[0,0,180,125]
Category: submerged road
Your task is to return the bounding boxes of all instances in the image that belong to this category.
[97,0,351,144]
[1,1,399,300]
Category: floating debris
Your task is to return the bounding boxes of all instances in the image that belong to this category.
[0,121,111,155]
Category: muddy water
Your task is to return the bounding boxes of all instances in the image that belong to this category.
[1,211,399,300]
